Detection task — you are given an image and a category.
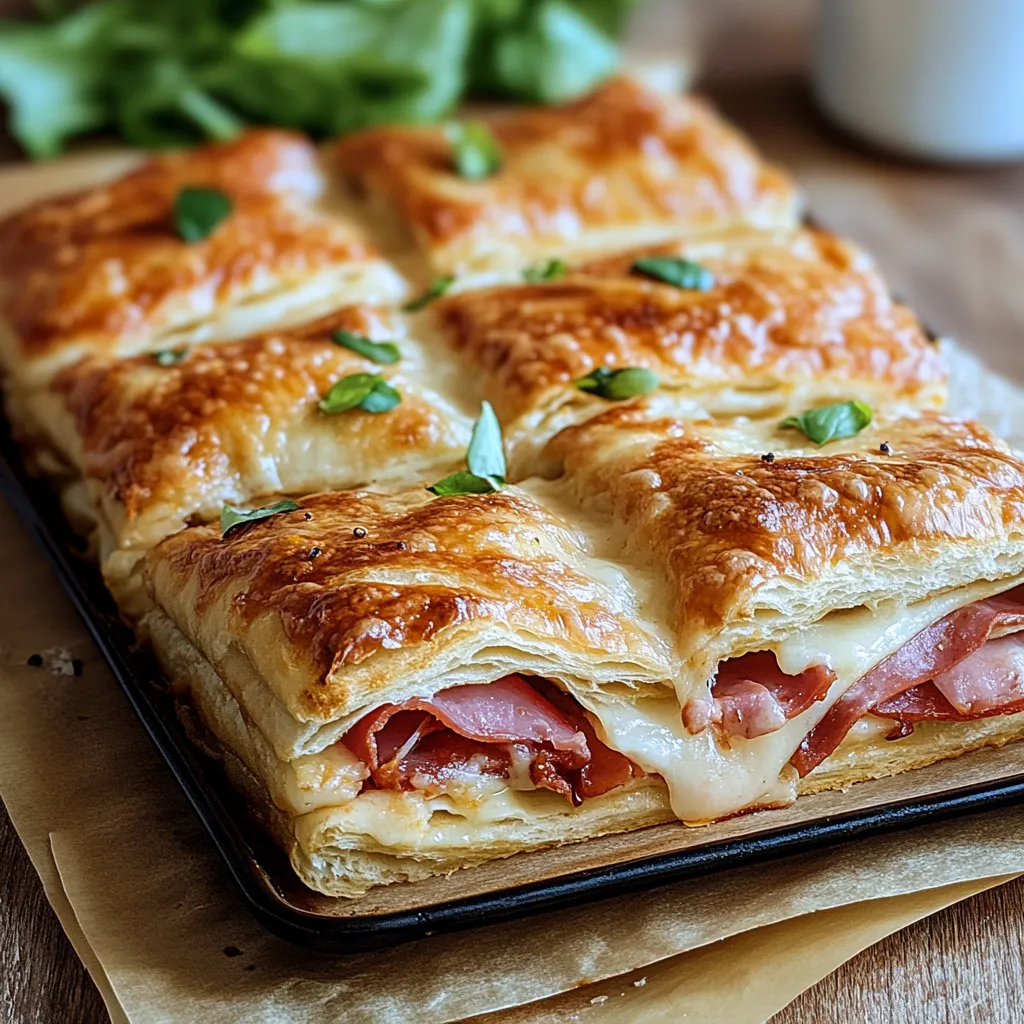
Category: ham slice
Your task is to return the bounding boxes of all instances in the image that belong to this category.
[873,682,1024,723]
[682,652,836,740]
[407,676,589,759]
[792,588,1024,776]
[874,634,1024,723]
[929,632,1024,714]
[527,677,647,798]
[341,675,639,803]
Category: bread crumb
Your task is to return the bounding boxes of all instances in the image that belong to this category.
[42,647,75,676]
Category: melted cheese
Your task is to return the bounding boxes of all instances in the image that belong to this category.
[305,786,579,850]
[584,575,1024,823]
[284,745,367,814]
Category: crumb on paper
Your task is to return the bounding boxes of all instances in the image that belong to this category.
[589,995,608,1006]
[42,647,76,676]
[633,977,647,987]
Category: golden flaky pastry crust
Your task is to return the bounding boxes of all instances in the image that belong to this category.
[22,306,471,549]
[434,227,946,472]
[334,77,800,276]
[146,487,674,757]
[545,409,1024,670]
[0,131,406,385]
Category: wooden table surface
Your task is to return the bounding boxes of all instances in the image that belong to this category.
[4,75,1024,1024]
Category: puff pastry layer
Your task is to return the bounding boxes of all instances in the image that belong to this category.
[433,227,946,473]
[334,77,800,277]
[0,130,406,386]
[13,307,471,614]
[544,409,1024,681]
[145,486,675,759]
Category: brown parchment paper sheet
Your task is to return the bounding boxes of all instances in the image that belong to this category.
[4,149,1024,1021]
[478,874,1015,1024]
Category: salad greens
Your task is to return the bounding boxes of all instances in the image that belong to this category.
[0,0,636,159]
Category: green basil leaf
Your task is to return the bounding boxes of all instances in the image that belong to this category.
[172,186,233,243]
[631,256,715,291]
[780,400,874,446]
[428,400,507,496]
[575,366,658,401]
[445,119,502,180]
[402,275,455,312]
[427,470,503,497]
[358,378,402,413]
[332,330,401,365]
[319,373,401,414]
[154,347,188,366]
[466,400,506,479]
[522,258,568,283]
[220,499,300,537]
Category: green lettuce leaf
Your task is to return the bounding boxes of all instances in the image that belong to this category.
[0,2,127,158]
[491,0,619,104]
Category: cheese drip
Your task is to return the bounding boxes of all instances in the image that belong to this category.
[583,575,1024,824]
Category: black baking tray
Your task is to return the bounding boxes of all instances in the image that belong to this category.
[4,414,1024,954]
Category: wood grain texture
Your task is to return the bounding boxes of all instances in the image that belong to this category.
[0,802,107,1024]
[5,71,1024,1024]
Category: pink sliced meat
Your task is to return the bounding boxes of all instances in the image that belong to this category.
[873,681,1024,723]
[406,675,589,759]
[875,633,1024,724]
[792,588,1024,776]
[341,675,644,802]
[929,632,1024,713]
[682,652,835,740]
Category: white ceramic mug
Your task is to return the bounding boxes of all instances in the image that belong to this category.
[813,0,1024,162]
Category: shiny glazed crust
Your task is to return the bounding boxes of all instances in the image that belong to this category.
[0,131,406,385]
[545,409,1024,670]
[146,487,674,757]
[434,227,946,470]
[16,306,472,555]
[334,77,801,275]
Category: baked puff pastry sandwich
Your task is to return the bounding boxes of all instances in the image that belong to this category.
[542,407,1024,822]
[11,306,472,616]
[431,226,946,474]
[0,130,406,387]
[140,401,1024,895]
[141,481,677,896]
[334,77,800,279]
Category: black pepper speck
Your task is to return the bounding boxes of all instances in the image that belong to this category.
[26,653,42,667]
[761,452,775,464]
[353,526,368,539]
[880,442,891,454]
[303,512,313,521]
[308,546,322,560]
[223,945,242,958]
